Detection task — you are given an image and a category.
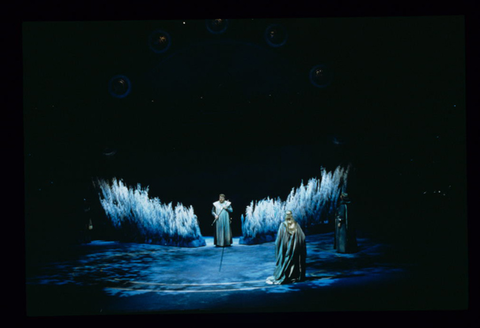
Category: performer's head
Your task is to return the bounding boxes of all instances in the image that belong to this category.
[285,210,293,221]
[340,192,350,202]
[219,194,226,203]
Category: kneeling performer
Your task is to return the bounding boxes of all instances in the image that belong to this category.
[266,210,306,284]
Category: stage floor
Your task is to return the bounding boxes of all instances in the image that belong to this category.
[25,231,467,316]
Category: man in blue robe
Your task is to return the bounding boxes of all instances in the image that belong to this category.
[266,211,306,284]
[212,194,233,247]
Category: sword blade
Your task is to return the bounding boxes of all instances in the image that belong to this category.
[219,245,225,272]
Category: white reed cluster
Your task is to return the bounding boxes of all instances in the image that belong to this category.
[241,166,350,239]
[96,178,204,244]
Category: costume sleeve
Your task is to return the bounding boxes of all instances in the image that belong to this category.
[226,205,233,213]
[212,206,217,217]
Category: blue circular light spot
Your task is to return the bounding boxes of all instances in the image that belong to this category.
[108,75,132,98]
[309,64,333,88]
[206,19,229,34]
[264,24,288,47]
[148,29,171,54]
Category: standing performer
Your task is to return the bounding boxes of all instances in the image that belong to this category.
[266,210,306,284]
[334,192,357,253]
[211,194,233,247]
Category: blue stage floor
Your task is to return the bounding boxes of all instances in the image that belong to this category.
[25,231,467,316]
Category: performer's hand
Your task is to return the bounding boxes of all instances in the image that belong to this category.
[338,223,341,228]
[215,215,219,219]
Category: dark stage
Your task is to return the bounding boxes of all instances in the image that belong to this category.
[22,14,470,321]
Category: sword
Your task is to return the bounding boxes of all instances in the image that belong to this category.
[211,207,224,226]
[211,201,231,226]
[219,245,225,272]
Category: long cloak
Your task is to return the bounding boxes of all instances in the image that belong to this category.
[266,220,306,284]
[212,201,233,247]
[334,201,357,253]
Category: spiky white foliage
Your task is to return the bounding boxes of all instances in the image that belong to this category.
[241,166,350,242]
[96,178,205,246]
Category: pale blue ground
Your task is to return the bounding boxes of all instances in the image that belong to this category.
[26,232,412,313]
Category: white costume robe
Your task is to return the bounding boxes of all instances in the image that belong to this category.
[212,201,233,247]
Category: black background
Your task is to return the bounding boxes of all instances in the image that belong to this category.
[23,16,467,247]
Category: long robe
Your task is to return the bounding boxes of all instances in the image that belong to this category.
[212,201,233,247]
[334,201,357,253]
[266,220,306,284]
